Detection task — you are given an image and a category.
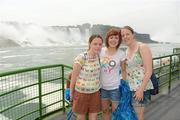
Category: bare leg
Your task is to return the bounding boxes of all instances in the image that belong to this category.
[89,113,98,120]
[101,100,111,120]
[77,114,85,120]
[134,106,145,120]
[111,101,118,112]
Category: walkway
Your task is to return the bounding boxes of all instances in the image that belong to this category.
[47,84,180,120]
[145,84,180,120]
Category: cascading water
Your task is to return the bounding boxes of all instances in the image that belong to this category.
[0,22,90,47]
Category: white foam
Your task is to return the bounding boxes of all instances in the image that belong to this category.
[0,114,12,120]
[0,50,10,54]
[0,22,88,47]
[2,55,31,59]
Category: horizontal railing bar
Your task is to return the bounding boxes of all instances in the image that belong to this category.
[16,109,40,120]
[35,108,64,120]
[159,81,169,87]
[40,77,62,84]
[0,96,39,113]
[41,100,63,110]
[158,72,170,77]
[41,89,62,97]
[153,53,179,60]
[0,83,38,97]
[0,64,63,76]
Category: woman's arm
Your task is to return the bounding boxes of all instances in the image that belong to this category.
[134,43,152,101]
[139,43,152,90]
[70,63,81,101]
[120,60,126,80]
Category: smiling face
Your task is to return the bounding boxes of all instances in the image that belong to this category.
[108,35,120,48]
[121,28,135,46]
[89,37,103,54]
[105,28,121,49]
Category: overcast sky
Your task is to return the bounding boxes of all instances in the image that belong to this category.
[0,0,179,43]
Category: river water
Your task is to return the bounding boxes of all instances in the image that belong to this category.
[0,43,180,72]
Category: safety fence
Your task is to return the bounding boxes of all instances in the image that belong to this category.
[0,52,179,120]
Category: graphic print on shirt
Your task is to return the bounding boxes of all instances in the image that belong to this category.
[74,53,101,93]
[126,49,153,91]
[101,56,116,74]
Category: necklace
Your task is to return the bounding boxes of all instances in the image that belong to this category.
[86,51,97,62]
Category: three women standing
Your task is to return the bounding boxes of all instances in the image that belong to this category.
[70,26,153,120]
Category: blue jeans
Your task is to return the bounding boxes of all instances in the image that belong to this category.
[100,88,120,102]
[131,90,151,107]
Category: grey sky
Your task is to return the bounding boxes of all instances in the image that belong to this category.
[0,0,179,43]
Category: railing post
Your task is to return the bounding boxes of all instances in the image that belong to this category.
[168,56,172,94]
[61,65,65,112]
[159,58,162,76]
[178,53,180,80]
[178,56,180,80]
[38,69,43,119]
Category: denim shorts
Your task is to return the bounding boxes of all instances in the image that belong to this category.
[100,88,120,102]
[131,90,151,107]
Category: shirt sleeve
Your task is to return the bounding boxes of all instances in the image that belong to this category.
[74,53,85,67]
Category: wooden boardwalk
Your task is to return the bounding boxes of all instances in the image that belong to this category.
[145,84,180,120]
[47,84,180,120]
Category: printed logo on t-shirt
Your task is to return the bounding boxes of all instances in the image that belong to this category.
[101,56,116,74]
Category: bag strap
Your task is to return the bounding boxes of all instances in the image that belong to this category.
[98,54,101,65]
[83,52,101,65]
[83,52,88,61]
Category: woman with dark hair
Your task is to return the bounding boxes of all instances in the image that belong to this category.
[70,34,103,120]
[100,28,126,120]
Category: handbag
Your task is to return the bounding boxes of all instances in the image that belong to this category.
[150,72,159,95]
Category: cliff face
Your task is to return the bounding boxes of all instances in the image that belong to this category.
[0,22,157,48]
[90,24,157,43]
[135,33,157,43]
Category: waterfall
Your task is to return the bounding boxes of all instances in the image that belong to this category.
[0,22,90,47]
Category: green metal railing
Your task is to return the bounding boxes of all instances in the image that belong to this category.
[0,52,179,120]
[173,48,180,54]
[153,52,180,93]
[0,64,72,120]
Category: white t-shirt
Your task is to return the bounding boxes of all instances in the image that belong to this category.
[100,47,125,90]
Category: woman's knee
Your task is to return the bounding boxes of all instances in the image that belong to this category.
[111,102,118,112]
[77,114,86,120]
[89,113,98,120]
[134,106,144,120]
[102,108,110,114]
